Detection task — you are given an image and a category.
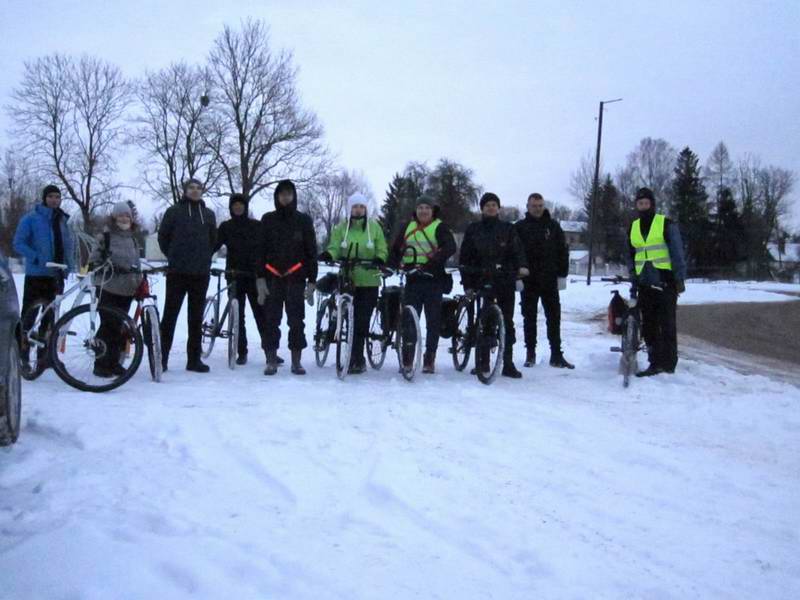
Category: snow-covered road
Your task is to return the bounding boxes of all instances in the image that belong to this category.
[1,275,798,599]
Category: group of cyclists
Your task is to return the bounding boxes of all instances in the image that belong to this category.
[12,178,686,385]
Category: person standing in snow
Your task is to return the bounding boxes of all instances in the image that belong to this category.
[320,192,387,374]
[158,178,217,373]
[88,202,143,378]
[515,193,574,369]
[258,179,318,376]
[388,194,457,374]
[627,187,687,377]
[459,192,529,378]
[214,193,271,366]
[14,184,76,368]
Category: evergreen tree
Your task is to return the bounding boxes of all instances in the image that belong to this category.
[426,159,480,233]
[583,175,626,264]
[670,147,710,275]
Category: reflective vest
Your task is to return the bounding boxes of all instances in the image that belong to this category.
[630,214,672,274]
[403,219,441,265]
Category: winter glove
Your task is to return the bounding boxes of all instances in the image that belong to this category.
[318,251,333,263]
[558,277,567,291]
[304,282,316,306]
[676,280,686,295]
[371,257,385,267]
[256,278,269,305]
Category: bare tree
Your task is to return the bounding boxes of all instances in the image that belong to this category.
[132,62,223,206]
[205,19,330,201]
[624,137,677,205]
[614,164,638,212]
[704,141,735,198]
[568,152,599,205]
[305,169,372,247]
[0,149,42,255]
[7,54,131,228]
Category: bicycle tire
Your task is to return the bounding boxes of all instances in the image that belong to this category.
[49,304,143,393]
[314,296,334,367]
[200,296,218,358]
[143,305,162,382]
[335,296,354,381]
[227,298,240,370]
[476,303,505,385]
[20,301,51,381]
[451,297,473,372]
[621,314,639,388]
[366,305,388,370]
[0,339,22,446]
[397,305,422,381]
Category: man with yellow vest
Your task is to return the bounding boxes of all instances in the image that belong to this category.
[389,195,456,373]
[628,187,687,377]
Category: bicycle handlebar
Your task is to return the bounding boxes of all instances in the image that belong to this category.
[210,267,257,279]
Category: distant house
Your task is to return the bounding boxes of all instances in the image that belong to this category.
[768,242,800,282]
[145,233,166,262]
[560,220,587,250]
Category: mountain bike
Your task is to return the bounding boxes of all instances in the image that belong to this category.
[601,275,643,388]
[128,265,168,382]
[200,268,255,370]
[365,266,425,381]
[20,260,144,392]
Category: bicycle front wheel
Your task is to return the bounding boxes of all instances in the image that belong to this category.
[621,315,640,388]
[200,297,218,358]
[143,305,162,382]
[397,305,422,382]
[335,296,354,381]
[476,303,505,385]
[451,297,473,372]
[366,304,388,370]
[314,296,335,367]
[227,298,240,370]
[49,304,144,393]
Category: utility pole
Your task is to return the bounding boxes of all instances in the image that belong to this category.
[586,98,622,285]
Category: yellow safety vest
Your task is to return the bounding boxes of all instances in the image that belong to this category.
[403,219,441,265]
[630,214,673,274]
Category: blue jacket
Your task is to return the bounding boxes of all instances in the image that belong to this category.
[13,204,76,277]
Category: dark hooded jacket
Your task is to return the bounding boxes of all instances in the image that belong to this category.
[214,195,263,277]
[158,196,217,275]
[459,215,528,290]
[259,180,318,283]
[388,206,457,283]
[514,209,569,290]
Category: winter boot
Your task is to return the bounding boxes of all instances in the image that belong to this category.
[422,351,436,374]
[236,353,248,366]
[523,348,536,368]
[636,364,662,378]
[277,354,285,365]
[264,351,278,376]
[186,359,210,373]
[501,361,523,379]
[291,350,306,375]
[549,352,575,369]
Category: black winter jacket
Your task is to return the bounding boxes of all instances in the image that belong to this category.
[214,198,263,278]
[158,197,217,275]
[514,210,569,290]
[459,216,527,290]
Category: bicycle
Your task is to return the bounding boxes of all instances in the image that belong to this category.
[450,265,518,385]
[127,264,168,382]
[20,260,144,393]
[601,275,643,388]
[200,268,256,370]
[365,265,425,381]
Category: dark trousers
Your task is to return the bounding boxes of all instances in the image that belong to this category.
[639,286,678,371]
[520,285,562,354]
[232,278,267,357]
[95,291,133,368]
[264,278,306,352]
[404,277,444,354]
[21,275,63,361]
[160,272,210,364]
[352,286,379,363]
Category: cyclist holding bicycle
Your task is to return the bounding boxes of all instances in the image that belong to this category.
[214,193,270,366]
[388,194,456,374]
[320,192,388,374]
[627,187,687,377]
[87,201,143,378]
[459,192,529,379]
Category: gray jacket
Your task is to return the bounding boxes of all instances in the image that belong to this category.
[90,228,143,297]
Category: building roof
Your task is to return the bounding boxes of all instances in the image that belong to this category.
[560,220,586,233]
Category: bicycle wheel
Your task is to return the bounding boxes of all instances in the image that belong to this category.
[335,296,354,381]
[20,301,51,381]
[366,303,388,370]
[451,297,473,371]
[476,303,505,385]
[142,305,162,382]
[49,304,143,393]
[200,297,218,358]
[227,298,240,370]
[396,305,422,381]
[0,338,22,446]
[314,296,335,367]
[620,314,640,388]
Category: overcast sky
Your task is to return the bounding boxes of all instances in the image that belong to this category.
[1,0,799,225]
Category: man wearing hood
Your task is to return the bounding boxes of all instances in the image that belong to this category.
[459,192,529,378]
[627,187,687,377]
[258,179,318,375]
[214,193,269,365]
[14,184,76,367]
[389,194,457,373]
[158,178,217,373]
[515,193,574,369]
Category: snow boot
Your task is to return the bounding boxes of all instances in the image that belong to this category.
[236,353,247,366]
[501,361,523,379]
[291,350,306,375]
[549,352,575,369]
[523,348,536,368]
[264,351,278,376]
[636,364,662,378]
[186,359,210,373]
[422,351,436,374]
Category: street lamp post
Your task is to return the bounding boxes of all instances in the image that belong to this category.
[586,98,622,285]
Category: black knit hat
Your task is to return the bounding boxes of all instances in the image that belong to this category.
[182,178,203,193]
[42,184,61,202]
[229,193,248,207]
[635,187,655,202]
[479,192,501,209]
[416,194,436,208]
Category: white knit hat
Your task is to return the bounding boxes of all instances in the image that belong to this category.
[111,201,133,218]
[342,192,374,249]
[347,192,368,212]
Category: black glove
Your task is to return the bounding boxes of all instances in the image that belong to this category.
[318,251,333,262]
[676,280,686,294]
[371,257,385,267]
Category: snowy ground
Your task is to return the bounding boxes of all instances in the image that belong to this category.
[1,272,799,599]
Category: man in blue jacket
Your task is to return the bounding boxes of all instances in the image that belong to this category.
[13,184,76,365]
